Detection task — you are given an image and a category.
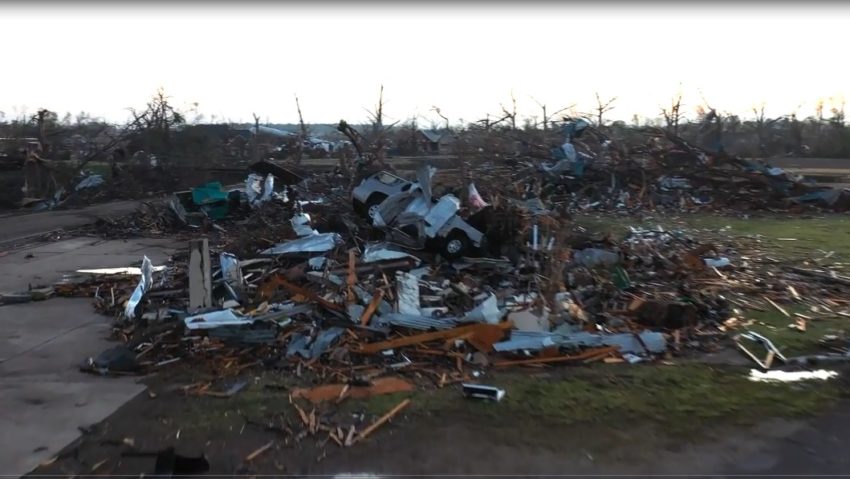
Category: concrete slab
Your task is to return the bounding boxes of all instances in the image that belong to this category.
[0,200,142,245]
[0,377,145,476]
[0,299,147,476]
[0,299,109,368]
[0,207,183,477]
[0,237,179,292]
[0,234,180,477]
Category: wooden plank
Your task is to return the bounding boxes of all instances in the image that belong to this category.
[346,250,357,304]
[359,289,386,326]
[245,441,274,461]
[188,239,212,310]
[261,275,345,312]
[355,398,411,442]
[763,296,790,317]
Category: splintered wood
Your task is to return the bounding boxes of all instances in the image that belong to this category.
[359,289,386,326]
[245,440,274,461]
[291,377,414,404]
[763,296,790,317]
[355,398,411,443]
[356,322,512,354]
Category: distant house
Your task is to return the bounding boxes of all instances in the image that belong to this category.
[417,130,454,154]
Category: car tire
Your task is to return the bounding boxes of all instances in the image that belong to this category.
[442,231,470,260]
[364,193,388,220]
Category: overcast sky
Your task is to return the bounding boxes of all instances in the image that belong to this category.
[1,3,847,126]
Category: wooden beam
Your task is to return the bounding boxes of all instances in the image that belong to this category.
[355,398,411,442]
[356,322,512,354]
[359,289,386,326]
[188,239,212,310]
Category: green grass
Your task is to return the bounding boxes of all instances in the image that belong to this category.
[156,360,841,448]
[171,376,300,432]
[342,363,841,438]
[743,306,848,355]
[574,212,850,259]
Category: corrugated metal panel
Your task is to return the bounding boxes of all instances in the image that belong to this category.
[376,313,458,331]
[493,330,666,354]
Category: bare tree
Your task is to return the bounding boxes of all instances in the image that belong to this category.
[356,85,399,166]
[126,88,185,155]
[476,111,510,132]
[365,85,388,163]
[34,109,52,155]
[594,93,617,127]
[530,96,572,132]
[294,95,309,164]
[338,86,397,173]
[251,113,261,162]
[696,94,724,154]
[815,99,825,122]
[500,91,518,130]
[789,112,804,154]
[753,102,779,156]
[661,90,684,135]
[829,97,846,126]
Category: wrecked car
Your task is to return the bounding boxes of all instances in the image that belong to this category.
[353,168,486,259]
[352,171,414,219]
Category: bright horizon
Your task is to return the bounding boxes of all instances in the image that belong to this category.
[1,3,848,127]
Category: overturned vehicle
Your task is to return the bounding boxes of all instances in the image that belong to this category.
[352,167,490,259]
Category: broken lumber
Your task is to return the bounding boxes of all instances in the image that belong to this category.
[188,239,212,310]
[245,440,274,461]
[259,275,344,312]
[356,398,411,443]
[291,377,414,404]
[356,322,512,354]
[493,346,618,367]
[359,289,386,326]
[763,296,790,317]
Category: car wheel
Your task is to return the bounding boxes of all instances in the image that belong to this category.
[442,231,470,260]
[364,194,387,220]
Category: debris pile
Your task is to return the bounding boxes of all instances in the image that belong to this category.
[33,159,850,452]
[529,123,850,213]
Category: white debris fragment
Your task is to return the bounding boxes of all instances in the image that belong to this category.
[748,369,838,383]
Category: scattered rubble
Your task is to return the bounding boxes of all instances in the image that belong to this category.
[15,149,850,464]
[530,123,850,214]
